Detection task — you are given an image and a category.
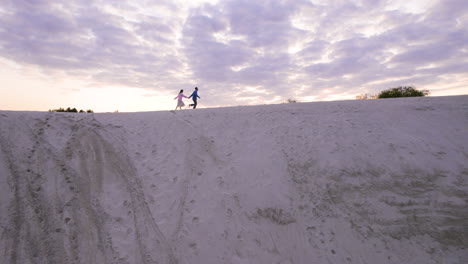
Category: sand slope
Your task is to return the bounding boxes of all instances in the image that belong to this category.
[1,96,467,264]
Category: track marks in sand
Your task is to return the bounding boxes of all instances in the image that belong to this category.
[65,115,177,264]
[0,113,177,264]
[0,112,70,264]
[156,112,250,261]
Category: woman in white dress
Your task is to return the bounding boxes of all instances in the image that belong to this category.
[174,89,189,110]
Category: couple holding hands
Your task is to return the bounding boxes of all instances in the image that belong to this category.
[174,87,200,110]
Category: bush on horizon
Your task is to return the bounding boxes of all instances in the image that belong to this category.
[378,86,429,99]
[50,107,94,113]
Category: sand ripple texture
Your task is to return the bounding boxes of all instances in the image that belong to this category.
[1,95,467,264]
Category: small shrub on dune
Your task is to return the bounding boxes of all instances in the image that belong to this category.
[49,107,94,113]
[378,86,429,99]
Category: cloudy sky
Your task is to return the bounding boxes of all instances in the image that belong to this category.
[0,0,467,112]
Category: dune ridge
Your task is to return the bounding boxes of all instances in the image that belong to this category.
[1,95,467,264]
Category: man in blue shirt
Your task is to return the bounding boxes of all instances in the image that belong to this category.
[188,87,201,109]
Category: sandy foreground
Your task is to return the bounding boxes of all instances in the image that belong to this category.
[0,96,467,264]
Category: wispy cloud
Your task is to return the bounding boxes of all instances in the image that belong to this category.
[0,0,466,107]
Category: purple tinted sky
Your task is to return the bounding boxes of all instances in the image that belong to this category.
[0,0,467,109]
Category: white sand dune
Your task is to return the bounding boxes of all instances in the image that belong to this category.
[1,95,467,264]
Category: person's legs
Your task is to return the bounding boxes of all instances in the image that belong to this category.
[193,99,197,109]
